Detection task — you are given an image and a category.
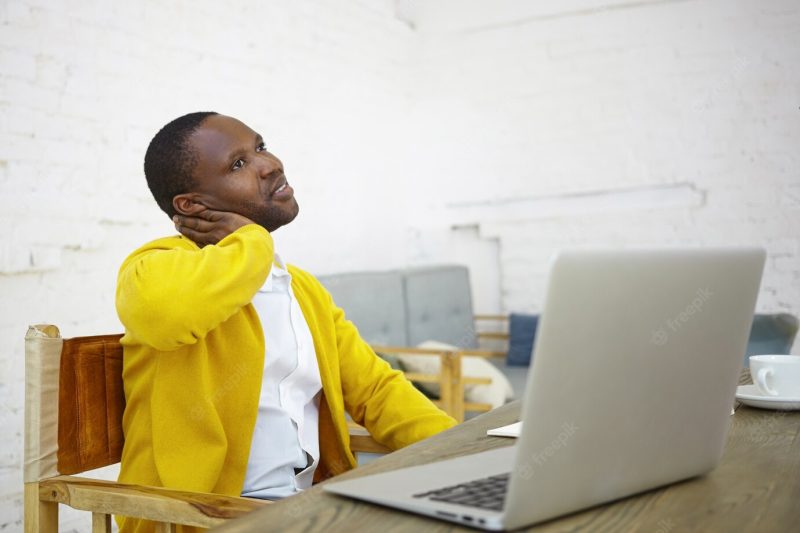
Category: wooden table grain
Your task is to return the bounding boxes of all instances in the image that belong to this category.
[214,371,800,532]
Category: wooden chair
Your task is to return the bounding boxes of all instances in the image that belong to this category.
[473,314,511,346]
[23,324,389,533]
[371,314,510,422]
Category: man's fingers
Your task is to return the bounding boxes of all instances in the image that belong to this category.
[176,208,232,224]
[173,215,193,230]
[193,208,221,221]
[173,220,217,246]
[174,214,213,230]
[172,209,254,247]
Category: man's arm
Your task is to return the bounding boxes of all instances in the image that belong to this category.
[331,303,458,449]
[116,210,272,351]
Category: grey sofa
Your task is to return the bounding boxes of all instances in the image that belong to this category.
[317,265,479,349]
[317,265,508,421]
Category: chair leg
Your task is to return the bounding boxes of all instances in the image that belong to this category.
[92,513,111,533]
[154,522,177,533]
[24,482,58,533]
[448,352,464,422]
[439,353,453,417]
[440,351,465,422]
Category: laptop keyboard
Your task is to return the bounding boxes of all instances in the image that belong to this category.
[412,473,509,512]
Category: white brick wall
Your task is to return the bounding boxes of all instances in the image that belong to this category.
[0,1,415,530]
[2,0,798,530]
[403,0,800,333]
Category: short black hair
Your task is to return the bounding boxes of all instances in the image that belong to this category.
[144,111,219,218]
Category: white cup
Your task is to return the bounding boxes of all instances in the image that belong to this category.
[749,355,800,398]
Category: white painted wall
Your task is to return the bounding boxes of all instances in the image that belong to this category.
[402,0,800,325]
[2,0,797,530]
[0,1,416,530]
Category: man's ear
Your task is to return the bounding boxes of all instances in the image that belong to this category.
[173,193,207,216]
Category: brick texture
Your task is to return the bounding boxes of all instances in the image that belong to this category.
[0,1,413,530]
[404,0,800,330]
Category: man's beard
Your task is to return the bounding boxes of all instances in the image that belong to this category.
[240,199,299,233]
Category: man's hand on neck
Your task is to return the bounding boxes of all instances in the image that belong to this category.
[173,207,257,247]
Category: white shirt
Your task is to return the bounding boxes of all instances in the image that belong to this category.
[241,256,322,499]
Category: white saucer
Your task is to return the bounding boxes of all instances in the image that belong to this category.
[735,385,800,411]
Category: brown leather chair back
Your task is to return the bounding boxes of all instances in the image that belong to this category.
[57,334,125,474]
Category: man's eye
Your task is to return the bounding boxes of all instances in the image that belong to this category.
[256,142,267,152]
[232,159,244,170]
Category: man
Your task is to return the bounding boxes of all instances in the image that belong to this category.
[116,112,456,532]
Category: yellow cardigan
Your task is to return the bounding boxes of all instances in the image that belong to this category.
[115,224,456,532]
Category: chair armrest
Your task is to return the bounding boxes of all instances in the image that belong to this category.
[473,314,509,321]
[476,331,510,341]
[458,348,506,358]
[38,428,390,531]
[37,476,269,528]
[371,344,504,358]
[347,423,391,454]
[370,344,456,356]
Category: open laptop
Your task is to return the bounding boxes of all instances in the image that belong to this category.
[324,247,765,530]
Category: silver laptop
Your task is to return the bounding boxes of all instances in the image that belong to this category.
[324,248,765,530]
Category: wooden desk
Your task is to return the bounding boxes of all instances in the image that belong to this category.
[215,372,800,532]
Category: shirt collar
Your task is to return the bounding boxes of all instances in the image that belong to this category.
[261,253,289,292]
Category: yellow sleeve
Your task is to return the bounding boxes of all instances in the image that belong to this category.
[333,303,458,449]
[116,224,273,351]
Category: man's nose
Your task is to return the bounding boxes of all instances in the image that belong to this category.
[256,153,283,177]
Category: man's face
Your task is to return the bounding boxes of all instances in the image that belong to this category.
[181,114,299,232]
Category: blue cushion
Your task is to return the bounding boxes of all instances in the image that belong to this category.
[744,313,799,366]
[506,313,539,367]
